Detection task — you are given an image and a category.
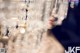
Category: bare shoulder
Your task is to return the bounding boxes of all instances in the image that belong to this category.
[41,33,65,53]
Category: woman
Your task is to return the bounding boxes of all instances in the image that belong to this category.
[0,0,68,53]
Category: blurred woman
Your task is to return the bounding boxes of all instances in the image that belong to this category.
[0,0,68,53]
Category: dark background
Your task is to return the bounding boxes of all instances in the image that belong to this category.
[52,1,80,50]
